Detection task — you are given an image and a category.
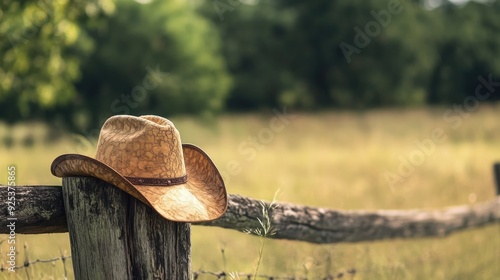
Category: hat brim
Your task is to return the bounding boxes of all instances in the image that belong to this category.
[51,144,227,222]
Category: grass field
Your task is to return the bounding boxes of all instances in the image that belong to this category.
[1,106,500,279]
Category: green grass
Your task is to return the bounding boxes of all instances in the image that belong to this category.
[1,106,500,279]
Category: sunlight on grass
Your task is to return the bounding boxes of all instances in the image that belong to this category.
[1,106,500,279]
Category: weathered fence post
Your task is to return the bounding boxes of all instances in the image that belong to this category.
[61,176,190,280]
[494,163,500,195]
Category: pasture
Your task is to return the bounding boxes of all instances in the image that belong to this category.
[1,106,499,279]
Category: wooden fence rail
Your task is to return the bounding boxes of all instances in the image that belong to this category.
[1,166,500,280]
[1,182,499,244]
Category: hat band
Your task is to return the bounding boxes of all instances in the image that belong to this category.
[125,175,188,186]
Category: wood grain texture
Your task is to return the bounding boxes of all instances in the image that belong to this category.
[197,195,500,243]
[61,177,190,280]
[494,163,500,195]
[1,185,499,244]
[0,185,67,233]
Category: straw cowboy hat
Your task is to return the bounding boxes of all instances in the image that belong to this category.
[51,115,227,222]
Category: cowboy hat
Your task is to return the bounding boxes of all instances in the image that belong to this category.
[51,115,227,222]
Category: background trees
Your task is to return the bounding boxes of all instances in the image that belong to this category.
[1,0,499,129]
[74,0,231,130]
[0,0,115,126]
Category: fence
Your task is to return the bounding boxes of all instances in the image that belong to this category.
[1,252,356,280]
[1,164,500,279]
[0,242,71,279]
[0,243,357,279]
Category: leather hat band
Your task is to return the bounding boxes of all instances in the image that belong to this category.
[125,175,188,186]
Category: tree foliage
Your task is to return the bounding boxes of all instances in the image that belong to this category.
[73,0,231,129]
[426,1,500,104]
[200,0,500,110]
[0,0,114,123]
[1,0,499,128]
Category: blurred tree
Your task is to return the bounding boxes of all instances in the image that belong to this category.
[2,0,499,128]
[1,0,230,130]
[426,1,500,104]
[271,0,437,108]
[197,0,298,110]
[0,0,115,123]
[198,0,436,110]
[74,0,231,130]
[199,0,500,110]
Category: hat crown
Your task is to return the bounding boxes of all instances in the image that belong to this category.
[95,115,186,179]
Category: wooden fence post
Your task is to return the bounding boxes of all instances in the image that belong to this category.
[494,163,500,195]
[61,177,190,280]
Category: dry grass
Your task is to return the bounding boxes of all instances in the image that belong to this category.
[1,105,500,279]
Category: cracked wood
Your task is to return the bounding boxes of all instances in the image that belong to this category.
[1,185,499,244]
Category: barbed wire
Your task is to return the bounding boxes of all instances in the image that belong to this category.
[0,241,71,280]
[193,268,357,279]
[1,254,356,280]
[0,255,71,272]
[0,255,71,279]
[1,239,356,279]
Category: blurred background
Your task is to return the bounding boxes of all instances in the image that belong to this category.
[1,0,500,279]
[1,0,500,129]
